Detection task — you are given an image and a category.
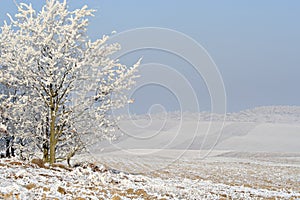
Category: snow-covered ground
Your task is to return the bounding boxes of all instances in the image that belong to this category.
[1,151,299,199]
[1,106,300,199]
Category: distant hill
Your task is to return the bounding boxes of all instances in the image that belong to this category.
[126,106,300,123]
[227,106,300,123]
[92,106,300,153]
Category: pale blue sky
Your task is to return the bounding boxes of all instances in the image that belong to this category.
[1,1,300,112]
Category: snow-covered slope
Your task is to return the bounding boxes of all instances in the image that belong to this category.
[1,155,299,199]
[91,106,300,153]
[215,123,300,152]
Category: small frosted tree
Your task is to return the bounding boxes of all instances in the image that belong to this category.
[0,0,140,164]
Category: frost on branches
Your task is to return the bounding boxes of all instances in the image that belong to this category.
[0,0,140,165]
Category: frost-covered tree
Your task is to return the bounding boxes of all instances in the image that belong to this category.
[0,0,140,164]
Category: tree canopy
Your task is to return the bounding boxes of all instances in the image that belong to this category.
[0,0,140,164]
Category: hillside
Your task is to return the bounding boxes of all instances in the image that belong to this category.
[92,106,300,153]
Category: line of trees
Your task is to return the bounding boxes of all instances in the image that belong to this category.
[0,0,140,165]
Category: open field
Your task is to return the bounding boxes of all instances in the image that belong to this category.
[1,150,299,199]
[82,149,300,199]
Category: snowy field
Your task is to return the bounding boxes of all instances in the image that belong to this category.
[0,150,299,199]
[91,150,300,199]
[1,106,300,199]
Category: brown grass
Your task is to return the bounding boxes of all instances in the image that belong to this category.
[57,186,67,195]
[9,161,23,166]
[74,198,86,200]
[24,183,36,190]
[52,163,72,171]
[31,158,47,168]
[43,187,50,192]
[111,196,122,200]
[1,192,15,200]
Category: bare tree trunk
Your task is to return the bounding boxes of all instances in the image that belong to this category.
[49,117,56,164]
[43,141,49,162]
[49,95,56,165]
[5,136,10,158]
[10,137,14,157]
[43,109,50,162]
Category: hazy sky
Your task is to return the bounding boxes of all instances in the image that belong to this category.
[1,0,299,113]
